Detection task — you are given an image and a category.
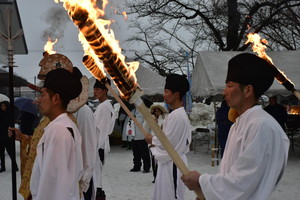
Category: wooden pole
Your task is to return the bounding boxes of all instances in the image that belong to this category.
[133,97,205,200]
[83,56,206,200]
[104,83,149,137]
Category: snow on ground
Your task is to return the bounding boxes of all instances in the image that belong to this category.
[0,142,299,200]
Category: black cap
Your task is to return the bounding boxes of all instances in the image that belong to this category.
[164,74,189,97]
[226,53,275,98]
[93,78,111,89]
[43,68,82,102]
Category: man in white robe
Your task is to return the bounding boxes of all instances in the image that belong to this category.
[181,53,290,200]
[92,78,116,200]
[30,68,84,200]
[146,74,191,200]
[74,104,97,199]
[71,67,97,200]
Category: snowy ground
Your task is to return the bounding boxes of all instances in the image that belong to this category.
[0,141,299,200]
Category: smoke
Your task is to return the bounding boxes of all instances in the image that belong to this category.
[41,6,69,42]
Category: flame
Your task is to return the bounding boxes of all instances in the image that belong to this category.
[56,0,139,99]
[44,38,57,55]
[245,33,273,64]
[245,33,300,101]
[287,105,300,115]
[245,32,294,86]
[122,11,128,20]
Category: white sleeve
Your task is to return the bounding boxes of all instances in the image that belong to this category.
[200,123,278,200]
[75,106,97,192]
[35,125,78,200]
[95,103,113,149]
[152,112,189,163]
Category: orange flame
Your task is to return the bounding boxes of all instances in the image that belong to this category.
[245,32,298,96]
[245,33,273,64]
[122,11,128,20]
[44,38,58,55]
[56,0,139,99]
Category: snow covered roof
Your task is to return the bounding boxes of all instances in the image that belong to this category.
[191,51,300,98]
[88,64,165,97]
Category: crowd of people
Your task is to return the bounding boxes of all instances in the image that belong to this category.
[0,52,291,200]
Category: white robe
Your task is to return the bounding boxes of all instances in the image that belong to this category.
[200,105,290,200]
[73,105,97,192]
[30,113,83,200]
[93,99,116,189]
[151,107,191,200]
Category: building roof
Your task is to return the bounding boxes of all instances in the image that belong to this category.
[0,0,28,64]
[0,68,28,87]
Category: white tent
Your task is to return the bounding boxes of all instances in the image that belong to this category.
[191,51,300,98]
[88,64,165,97]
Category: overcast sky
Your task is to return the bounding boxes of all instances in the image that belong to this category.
[13,0,135,84]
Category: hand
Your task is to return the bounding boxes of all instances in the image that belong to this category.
[8,127,23,141]
[79,179,89,193]
[145,134,153,144]
[181,171,201,191]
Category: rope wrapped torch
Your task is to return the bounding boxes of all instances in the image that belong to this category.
[60,1,205,199]
[82,55,149,137]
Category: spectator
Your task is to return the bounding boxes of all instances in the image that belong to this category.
[216,100,233,158]
[0,101,18,173]
[264,95,288,131]
[130,108,151,173]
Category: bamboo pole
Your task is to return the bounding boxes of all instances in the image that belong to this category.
[132,96,205,200]
[67,3,206,199]
[82,54,205,199]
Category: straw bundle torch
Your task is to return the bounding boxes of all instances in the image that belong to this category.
[57,0,205,199]
[246,33,300,100]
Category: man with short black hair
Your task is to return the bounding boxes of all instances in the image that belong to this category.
[181,53,290,200]
[30,68,83,200]
[264,95,288,131]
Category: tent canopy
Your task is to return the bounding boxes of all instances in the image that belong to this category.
[0,68,28,87]
[88,64,165,97]
[191,51,300,98]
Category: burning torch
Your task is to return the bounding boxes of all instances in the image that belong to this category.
[82,54,149,137]
[57,0,205,199]
[228,33,300,123]
[246,33,300,100]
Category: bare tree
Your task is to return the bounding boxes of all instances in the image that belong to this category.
[124,0,300,75]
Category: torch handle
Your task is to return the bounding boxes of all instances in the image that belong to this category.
[105,83,149,137]
[135,102,205,200]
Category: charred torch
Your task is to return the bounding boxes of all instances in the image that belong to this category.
[246,33,300,100]
[64,1,137,100]
[58,0,205,199]
[82,54,149,137]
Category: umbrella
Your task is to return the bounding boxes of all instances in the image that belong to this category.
[14,97,38,115]
[0,93,10,103]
